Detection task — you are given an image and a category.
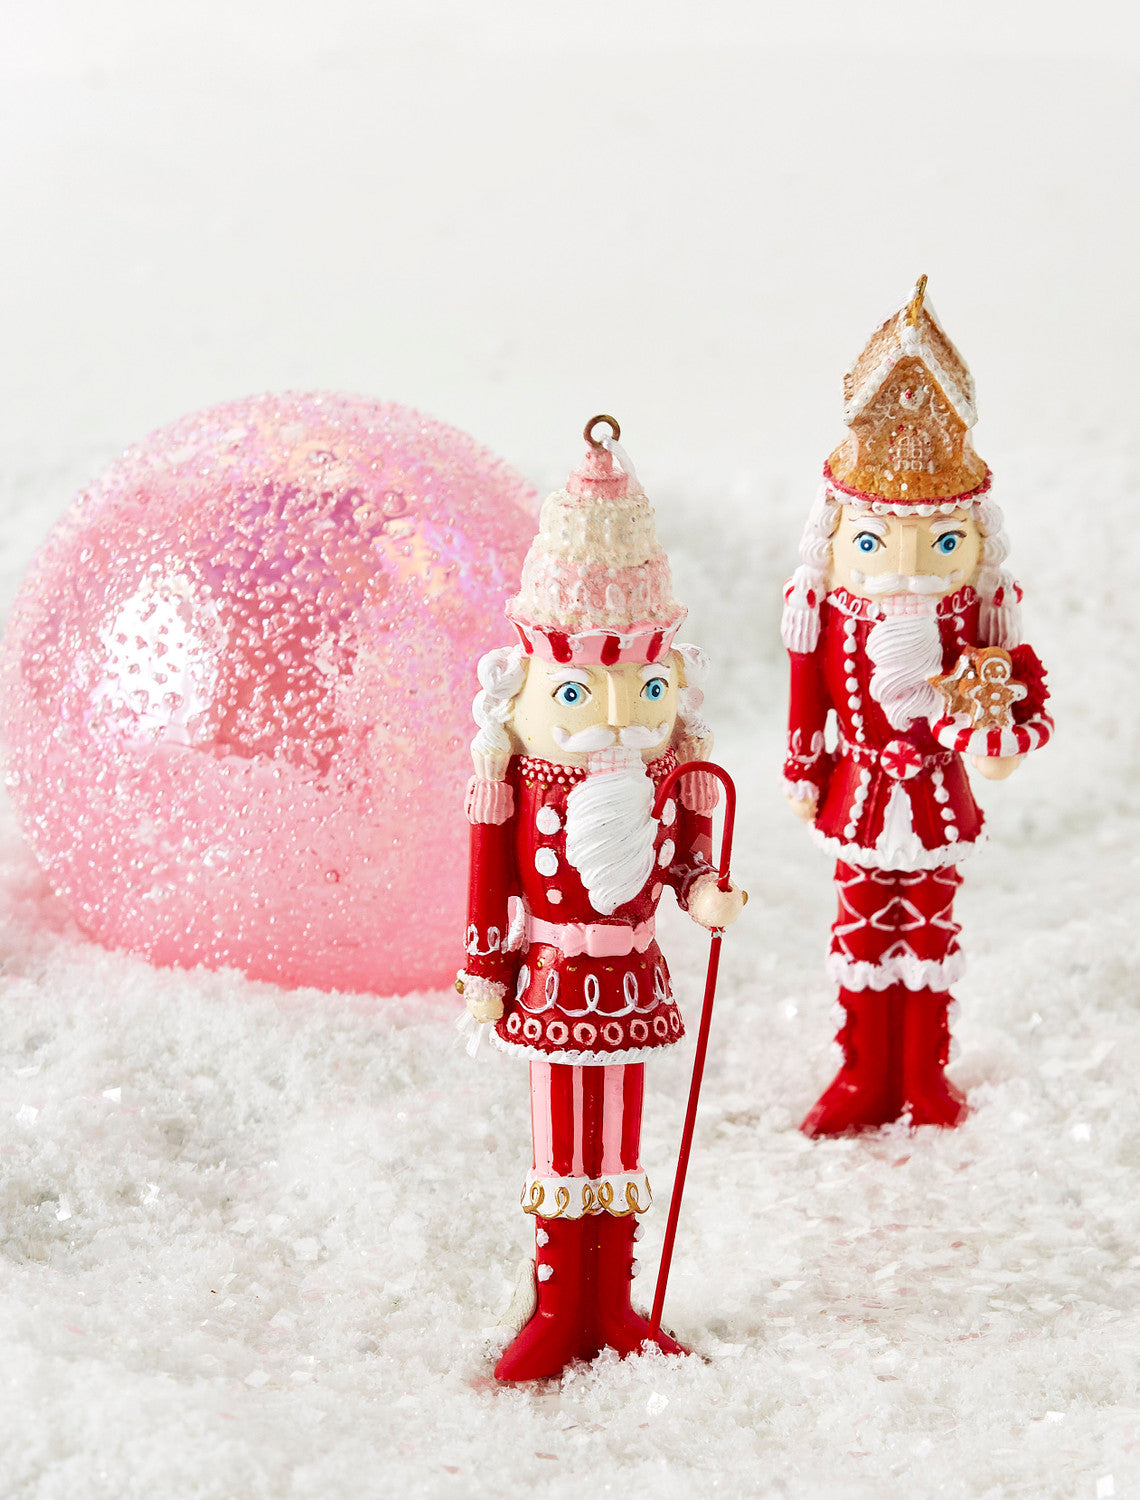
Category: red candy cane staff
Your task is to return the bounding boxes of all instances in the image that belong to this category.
[648,760,738,1340]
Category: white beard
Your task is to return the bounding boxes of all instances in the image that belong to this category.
[564,761,657,917]
[865,604,943,730]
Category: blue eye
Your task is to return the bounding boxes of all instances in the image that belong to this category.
[854,532,881,554]
[554,682,588,707]
[642,677,668,702]
[936,533,963,555]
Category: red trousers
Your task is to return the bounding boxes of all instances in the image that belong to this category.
[827,860,963,992]
[525,1061,649,1219]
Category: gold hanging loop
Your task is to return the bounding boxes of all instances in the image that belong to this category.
[584,414,621,449]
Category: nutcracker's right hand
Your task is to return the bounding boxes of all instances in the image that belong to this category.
[786,792,817,823]
[455,971,507,1024]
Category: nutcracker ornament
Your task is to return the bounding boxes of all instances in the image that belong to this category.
[782,278,1053,1135]
[458,417,743,1381]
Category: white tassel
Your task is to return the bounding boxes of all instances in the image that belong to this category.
[455,1009,489,1058]
[781,565,823,653]
[979,569,1023,649]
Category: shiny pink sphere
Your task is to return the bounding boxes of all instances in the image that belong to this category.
[0,393,536,995]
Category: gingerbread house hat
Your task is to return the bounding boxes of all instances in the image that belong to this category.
[506,416,686,666]
[825,276,990,509]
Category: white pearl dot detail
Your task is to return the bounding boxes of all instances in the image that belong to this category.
[534,848,559,877]
[658,840,675,868]
[661,799,676,827]
[535,804,562,835]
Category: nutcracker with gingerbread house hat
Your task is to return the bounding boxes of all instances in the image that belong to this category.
[782,278,1053,1136]
[458,417,743,1382]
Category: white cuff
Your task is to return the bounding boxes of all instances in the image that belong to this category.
[456,972,507,1023]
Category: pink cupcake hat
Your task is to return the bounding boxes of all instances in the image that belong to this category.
[506,416,687,666]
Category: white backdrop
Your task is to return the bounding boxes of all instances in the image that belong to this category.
[1,5,1138,1498]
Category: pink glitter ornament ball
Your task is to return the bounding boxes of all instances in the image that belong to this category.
[0,393,536,995]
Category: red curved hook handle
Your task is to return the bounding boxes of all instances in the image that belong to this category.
[652,760,737,895]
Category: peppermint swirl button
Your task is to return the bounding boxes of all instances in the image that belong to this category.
[880,739,925,781]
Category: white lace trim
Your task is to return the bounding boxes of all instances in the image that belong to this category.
[490,1030,680,1067]
[826,950,966,992]
[784,778,819,801]
[808,821,982,872]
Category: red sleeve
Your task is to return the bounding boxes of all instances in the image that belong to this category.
[666,803,715,911]
[784,646,833,797]
[462,780,520,988]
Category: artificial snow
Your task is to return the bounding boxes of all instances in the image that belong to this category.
[2,4,1139,1497]
[0,439,1134,1499]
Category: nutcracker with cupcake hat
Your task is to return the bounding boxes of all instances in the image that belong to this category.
[458,417,743,1381]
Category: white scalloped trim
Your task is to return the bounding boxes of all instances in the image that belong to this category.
[490,1030,680,1067]
[808,822,982,871]
[826,950,966,992]
[784,778,820,801]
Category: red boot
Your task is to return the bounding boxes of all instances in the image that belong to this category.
[494,1217,598,1381]
[901,988,968,1127]
[593,1215,687,1359]
[801,986,904,1136]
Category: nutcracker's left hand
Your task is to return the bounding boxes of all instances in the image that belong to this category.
[688,873,746,930]
[971,753,1023,781]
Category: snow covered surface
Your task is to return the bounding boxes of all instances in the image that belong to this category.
[2,5,1139,1497]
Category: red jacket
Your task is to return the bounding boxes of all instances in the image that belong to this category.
[784,585,1051,871]
[463,751,715,1063]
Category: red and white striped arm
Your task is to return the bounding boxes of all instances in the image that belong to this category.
[930,711,1054,758]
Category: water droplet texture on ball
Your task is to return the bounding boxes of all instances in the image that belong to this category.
[0,393,536,995]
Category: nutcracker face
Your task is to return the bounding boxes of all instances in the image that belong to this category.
[830,506,982,600]
[508,655,682,767]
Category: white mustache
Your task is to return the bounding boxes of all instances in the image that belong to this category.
[551,722,671,752]
[850,569,964,596]
[619,722,671,749]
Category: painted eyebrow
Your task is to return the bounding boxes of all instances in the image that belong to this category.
[848,516,889,537]
[546,667,591,687]
[929,518,969,537]
[639,664,671,682]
